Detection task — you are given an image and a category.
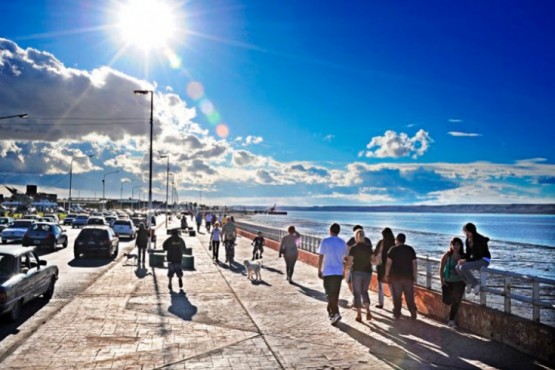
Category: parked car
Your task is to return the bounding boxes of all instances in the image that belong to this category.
[0,246,58,321]
[105,216,117,227]
[43,214,60,224]
[0,217,14,232]
[1,220,35,244]
[63,214,78,225]
[131,217,146,228]
[112,219,136,239]
[21,222,68,251]
[74,226,119,259]
[22,215,40,221]
[87,216,108,226]
[71,214,89,228]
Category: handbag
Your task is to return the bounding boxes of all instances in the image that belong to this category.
[442,284,452,305]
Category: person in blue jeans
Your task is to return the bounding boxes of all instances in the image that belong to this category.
[317,223,347,325]
[455,222,491,295]
[346,229,373,322]
[385,233,417,320]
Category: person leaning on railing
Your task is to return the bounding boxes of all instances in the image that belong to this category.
[440,237,466,328]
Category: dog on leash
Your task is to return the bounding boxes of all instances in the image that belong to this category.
[243,259,262,281]
[123,252,138,265]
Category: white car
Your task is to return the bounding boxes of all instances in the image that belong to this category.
[1,219,35,244]
[112,220,136,239]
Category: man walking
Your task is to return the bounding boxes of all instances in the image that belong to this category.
[317,223,347,325]
[385,233,418,320]
[163,229,186,291]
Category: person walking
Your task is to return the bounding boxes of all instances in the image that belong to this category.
[252,231,265,260]
[317,223,347,325]
[346,225,372,307]
[135,223,149,267]
[456,222,491,295]
[440,237,466,328]
[385,233,418,320]
[163,228,186,291]
[346,229,373,322]
[195,212,203,232]
[210,222,222,262]
[279,226,301,282]
[372,227,395,309]
[221,216,237,264]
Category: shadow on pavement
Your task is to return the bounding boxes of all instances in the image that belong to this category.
[67,258,112,268]
[261,265,284,275]
[169,290,197,321]
[252,280,272,287]
[0,297,49,342]
[290,281,327,303]
[134,266,151,279]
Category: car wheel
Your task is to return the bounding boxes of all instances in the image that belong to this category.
[43,278,55,300]
[7,299,22,322]
[51,240,56,252]
[113,245,119,259]
[74,249,80,259]
[63,239,68,248]
[1,239,6,244]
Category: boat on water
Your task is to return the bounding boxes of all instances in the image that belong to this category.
[267,204,287,215]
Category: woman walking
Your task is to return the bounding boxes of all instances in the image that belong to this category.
[279,226,301,283]
[440,237,466,328]
[372,227,395,309]
[346,229,373,322]
[210,222,222,262]
[136,223,149,267]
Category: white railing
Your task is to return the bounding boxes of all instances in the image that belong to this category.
[236,220,555,327]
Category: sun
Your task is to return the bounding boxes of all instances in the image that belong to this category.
[117,0,177,50]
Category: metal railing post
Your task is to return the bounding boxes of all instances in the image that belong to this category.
[504,276,512,314]
[480,266,487,306]
[426,256,432,289]
[532,280,540,322]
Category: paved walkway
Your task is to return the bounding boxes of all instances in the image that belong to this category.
[0,221,549,369]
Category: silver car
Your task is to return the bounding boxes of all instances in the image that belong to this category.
[112,219,136,239]
[1,219,35,244]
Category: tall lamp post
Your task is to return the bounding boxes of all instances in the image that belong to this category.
[68,154,94,212]
[120,180,132,210]
[102,170,119,200]
[134,89,154,250]
[160,154,170,227]
[132,185,141,211]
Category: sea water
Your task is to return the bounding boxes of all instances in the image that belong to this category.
[242,211,555,279]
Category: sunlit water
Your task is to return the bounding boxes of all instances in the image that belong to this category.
[241,211,555,279]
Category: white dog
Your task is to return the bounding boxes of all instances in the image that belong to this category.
[243,260,262,281]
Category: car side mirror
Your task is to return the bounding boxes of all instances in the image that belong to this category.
[39,260,47,266]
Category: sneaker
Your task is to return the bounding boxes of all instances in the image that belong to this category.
[448,320,457,328]
[466,285,472,294]
[411,311,417,320]
[375,304,383,309]
[178,278,183,288]
[473,284,481,295]
[331,313,342,325]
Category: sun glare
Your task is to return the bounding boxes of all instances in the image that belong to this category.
[117,0,176,50]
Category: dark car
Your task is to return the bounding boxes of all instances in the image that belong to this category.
[87,216,108,226]
[71,214,89,228]
[0,246,58,321]
[74,226,119,259]
[63,214,78,225]
[22,222,68,251]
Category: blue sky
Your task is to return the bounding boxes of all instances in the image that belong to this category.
[1,0,554,206]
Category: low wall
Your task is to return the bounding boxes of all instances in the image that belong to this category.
[238,229,555,364]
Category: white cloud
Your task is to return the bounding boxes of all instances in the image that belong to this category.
[234,135,263,147]
[361,129,433,159]
[323,134,335,142]
[448,131,482,137]
[448,118,463,123]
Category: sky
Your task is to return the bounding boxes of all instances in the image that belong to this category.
[0,0,554,207]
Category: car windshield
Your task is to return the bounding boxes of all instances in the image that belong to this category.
[11,221,33,228]
[79,229,108,239]
[0,218,9,224]
[0,254,15,275]
[76,216,88,220]
[31,224,52,232]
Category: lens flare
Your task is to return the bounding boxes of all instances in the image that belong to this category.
[216,124,229,138]
[186,81,204,100]
[199,99,215,115]
[164,48,181,69]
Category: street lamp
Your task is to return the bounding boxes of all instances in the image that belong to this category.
[0,113,28,120]
[68,154,94,212]
[102,170,119,200]
[132,185,142,210]
[134,89,154,250]
[160,154,170,227]
[120,180,132,210]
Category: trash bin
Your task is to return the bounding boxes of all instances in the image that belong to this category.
[149,251,165,268]
[182,255,194,270]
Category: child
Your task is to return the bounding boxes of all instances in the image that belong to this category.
[252,231,265,260]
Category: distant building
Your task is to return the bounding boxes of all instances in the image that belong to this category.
[26,185,38,197]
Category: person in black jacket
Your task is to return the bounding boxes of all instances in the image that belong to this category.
[135,223,149,267]
[372,227,395,309]
[163,229,186,291]
[455,222,491,295]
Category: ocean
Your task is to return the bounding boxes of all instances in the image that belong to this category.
[241,211,555,279]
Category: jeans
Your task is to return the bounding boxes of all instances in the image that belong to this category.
[455,259,489,288]
[377,281,385,306]
[389,278,417,318]
[137,247,146,265]
[446,281,466,321]
[323,275,343,317]
[284,254,298,280]
[351,271,371,308]
[211,240,220,260]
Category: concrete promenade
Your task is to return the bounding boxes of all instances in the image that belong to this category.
[0,221,550,369]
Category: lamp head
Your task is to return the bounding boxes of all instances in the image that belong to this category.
[134,90,150,95]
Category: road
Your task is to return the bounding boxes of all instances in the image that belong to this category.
[0,219,159,361]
